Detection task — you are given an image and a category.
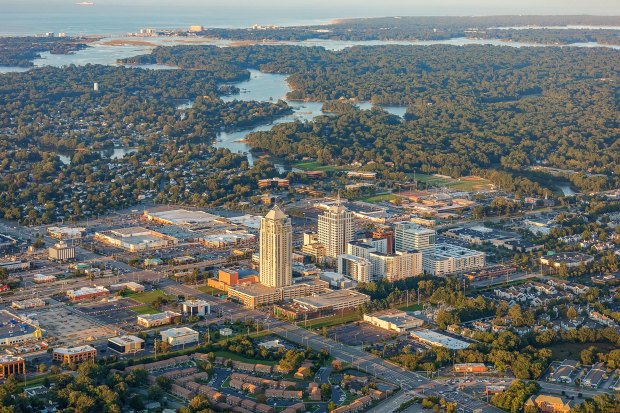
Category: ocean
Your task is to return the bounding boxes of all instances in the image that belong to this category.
[2,0,619,37]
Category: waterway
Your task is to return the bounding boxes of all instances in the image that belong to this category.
[0,36,616,167]
[58,147,137,165]
[208,70,407,166]
[1,34,619,74]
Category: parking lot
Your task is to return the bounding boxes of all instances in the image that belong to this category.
[77,298,141,332]
[29,304,117,345]
[327,322,394,346]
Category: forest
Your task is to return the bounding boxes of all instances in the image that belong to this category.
[123,44,619,190]
[193,15,620,45]
[0,36,93,67]
[0,64,290,222]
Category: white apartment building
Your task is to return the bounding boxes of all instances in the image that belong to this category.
[259,205,292,288]
[369,250,423,281]
[395,222,436,253]
[423,243,486,276]
[337,254,371,283]
[318,201,354,258]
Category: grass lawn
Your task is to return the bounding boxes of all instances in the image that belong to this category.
[215,350,278,366]
[298,312,361,330]
[131,304,161,315]
[197,285,227,296]
[549,342,615,360]
[129,289,174,304]
[409,173,493,191]
[359,193,396,203]
[397,303,423,312]
[293,160,344,172]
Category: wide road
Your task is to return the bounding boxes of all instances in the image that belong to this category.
[172,283,502,413]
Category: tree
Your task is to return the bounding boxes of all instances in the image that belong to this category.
[567,307,578,319]
[327,401,337,412]
[321,383,331,399]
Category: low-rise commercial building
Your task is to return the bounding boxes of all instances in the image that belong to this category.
[66,286,110,301]
[0,311,43,346]
[293,289,370,312]
[161,327,199,346]
[0,259,30,272]
[108,335,145,354]
[47,226,85,240]
[182,300,210,317]
[410,329,471,350]
[94,227,178,252]
[11,298,46,310]
[525,395,575,413]
[137,311,181,328]
[52,345,97,364]
[540,252,594,269]
[363,309,423,333]
[454,363,488,373]
[109,281,145,293]
[228,278,328,309]
[0,355,25,379]
[33,274,56,283]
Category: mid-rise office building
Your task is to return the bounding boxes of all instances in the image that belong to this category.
[318,200,354,258]
[395,222,436,253]
[48,241,75,262]
[259,206,292,288]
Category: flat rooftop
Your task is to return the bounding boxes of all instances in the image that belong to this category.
[145,208,219,225]
[138,311,181,321]
[108,335,144,346]
[366,309,423,329]
[293,290,369,309]
[410,329,471,350]
[161,327,198,337]
[53,345,96,355]
[0,310,37,340]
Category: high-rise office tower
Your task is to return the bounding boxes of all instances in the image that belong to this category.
[259,205,292,288]
[318,198,354,258]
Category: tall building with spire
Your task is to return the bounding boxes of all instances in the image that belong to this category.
[318,196,354,258]
[259,205,292,288]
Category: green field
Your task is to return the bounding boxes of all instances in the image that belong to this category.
[128,290,175,314]
[410,173,493,191]
[197,285,227,296]
[298,312,361,330]
[549,342,615,360]
[359,193,396,203]
[293,161,345,172]
[215,350,278,366]
[129,289,175,304]
[131,304,161,315]
[397,303,423,312]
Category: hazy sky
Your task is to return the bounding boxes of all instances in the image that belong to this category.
[3,0,620,16]
[1,0,618,36]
